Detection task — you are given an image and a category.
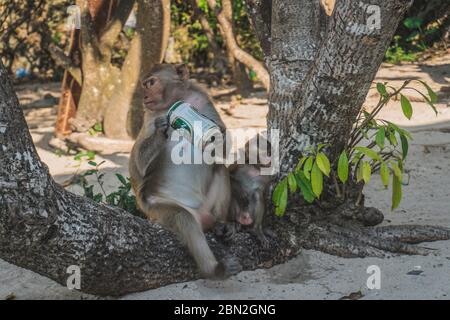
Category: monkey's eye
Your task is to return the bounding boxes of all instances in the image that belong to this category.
[143,77,157,89]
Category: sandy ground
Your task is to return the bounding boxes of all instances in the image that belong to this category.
[1,54,449,300]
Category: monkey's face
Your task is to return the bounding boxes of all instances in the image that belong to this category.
[231,189,255,226]
[142,75,164,110]
[141,64,190,111]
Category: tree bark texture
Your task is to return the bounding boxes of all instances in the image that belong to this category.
[249,0,416,174]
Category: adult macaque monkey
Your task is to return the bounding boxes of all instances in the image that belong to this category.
[129,63,241,279]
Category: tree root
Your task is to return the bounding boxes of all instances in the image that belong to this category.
[371,225,450,244]
[301,222,449,258]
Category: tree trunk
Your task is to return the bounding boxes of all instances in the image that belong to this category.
[269,0,414,172]
[245,0,450,256]
[65,0,170,139]
[73,0,121,131]
[103,0,171,139]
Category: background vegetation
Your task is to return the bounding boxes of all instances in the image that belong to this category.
[2,0,448,83]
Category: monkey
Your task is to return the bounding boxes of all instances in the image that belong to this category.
[129,63,241,279]
[224,134,274,248]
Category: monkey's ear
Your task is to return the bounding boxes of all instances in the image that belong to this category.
[175,64,189,81]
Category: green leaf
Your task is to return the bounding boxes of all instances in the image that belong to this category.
[400,135,409,159]
[83,169,96,176]
[272,178,287,204]
[74,152,84,161]
[403,16,423,30]
[116,174,127,186]
[86,151,96,160]
[311,162,323,198]
[273,179,288,217]
[337,151,349,184]
[419,80,438,104]
[295,156,308,173]
[388,122,412,139]
[391,174,402,210]
[400,94,413,120]
[317,143,327,152]
[88,161,97,167]
[362,161,371,184]
[375,128,385,149]
[303,156,313,180]
[93,194,103,203]
[376,83,388,97]
[356,162,363,182]
[380,162,390,188]
[93,122,103,132]
[316,152,331,177]
[296,172,315,203]
[287,172,297,193]
[352,152,363,165]
[387,130,398,146]
[389,161,402,180]
[353,146,382,161]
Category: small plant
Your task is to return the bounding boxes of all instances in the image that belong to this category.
[74,150,96,162]
[385,16,440,64]
[273,80,438,216]
[385,36,418,64]
[75,160,141,217]
[88,122,103,136]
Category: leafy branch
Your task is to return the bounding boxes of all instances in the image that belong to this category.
[273,80,438,215]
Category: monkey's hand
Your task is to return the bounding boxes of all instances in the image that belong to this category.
[154,116,169,138]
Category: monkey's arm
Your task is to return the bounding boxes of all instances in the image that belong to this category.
[132,116,169,177]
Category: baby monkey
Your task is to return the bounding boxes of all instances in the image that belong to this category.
[226,135,274,247]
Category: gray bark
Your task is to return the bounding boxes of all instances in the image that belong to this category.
[263,0,414,174]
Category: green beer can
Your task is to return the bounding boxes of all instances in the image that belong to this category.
[167,101,222,149]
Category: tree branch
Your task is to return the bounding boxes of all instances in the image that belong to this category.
[99,0,136,56]
[77,0,102,63]
[47,44,82,84]
[190,0,223,59]
[207,0,270,90]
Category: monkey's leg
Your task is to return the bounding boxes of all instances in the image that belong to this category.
[209,166,231,221]
[171,209,242,279]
